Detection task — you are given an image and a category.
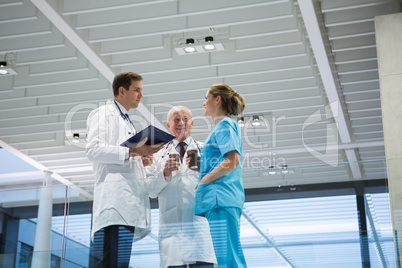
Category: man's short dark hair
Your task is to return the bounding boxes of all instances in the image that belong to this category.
[112,72,143,97]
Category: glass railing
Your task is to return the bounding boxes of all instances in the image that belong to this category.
[1,159,400,268]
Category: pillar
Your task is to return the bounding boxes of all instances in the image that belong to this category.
[375,12,402,265]
[31,171,53,268]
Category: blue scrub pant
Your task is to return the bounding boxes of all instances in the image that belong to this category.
[204,207,247,268]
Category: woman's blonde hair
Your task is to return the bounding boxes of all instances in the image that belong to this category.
[208,83,245,116]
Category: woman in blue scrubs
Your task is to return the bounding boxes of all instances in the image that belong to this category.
[194,83,247,267]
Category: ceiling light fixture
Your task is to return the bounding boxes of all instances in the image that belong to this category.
[174,36,225,55]
[237,116,245,127]
[234,114,270,128]
[281,164,289,174]
[203,36,216,51]
[266,165,294,175]
[0,53,18,76]
[268,166,276,175]
[205,36,214,42]
[72,133,80,143]
[0,62,8,75]
[251,115,261,127]
[203,44,216,51]
[184,47,196,53]
[186,38,195,44]
[182,38,197,53]
[65,130,87,147]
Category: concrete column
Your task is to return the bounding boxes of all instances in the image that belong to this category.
[375,12,402,265]
[31,171,53,268]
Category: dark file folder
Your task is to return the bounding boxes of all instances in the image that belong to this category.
[120,125,175,148]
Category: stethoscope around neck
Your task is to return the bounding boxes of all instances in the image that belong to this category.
[114,100,136,132]
[161,138,201,159]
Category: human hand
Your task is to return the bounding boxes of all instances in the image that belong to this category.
[163,158,180,177]
[129,138,163,157]
[186,155,200,172]
[195,181,206,190]
[195,176,209,189]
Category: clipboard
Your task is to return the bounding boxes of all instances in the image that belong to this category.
[120,125,175,148]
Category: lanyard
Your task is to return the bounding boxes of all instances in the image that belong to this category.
[114,100,136,131]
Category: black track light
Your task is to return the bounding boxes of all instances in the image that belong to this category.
[186,38,195,44]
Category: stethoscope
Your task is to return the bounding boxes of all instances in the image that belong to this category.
[114,100,136,134]
[160,137,202,159]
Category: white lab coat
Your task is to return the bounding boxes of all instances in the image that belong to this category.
[146,138,216,268]
[86,99,151,241]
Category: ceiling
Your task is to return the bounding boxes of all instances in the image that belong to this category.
[0,0,400,207]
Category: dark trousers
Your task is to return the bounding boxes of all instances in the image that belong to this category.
[168,262,215,268]
[89,225,135,268]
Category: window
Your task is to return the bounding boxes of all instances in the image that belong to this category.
[50,254,61,268]
[18,243,33,268]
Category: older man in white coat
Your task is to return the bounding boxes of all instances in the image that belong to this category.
[146,106,216,268]
[86,71,162,268]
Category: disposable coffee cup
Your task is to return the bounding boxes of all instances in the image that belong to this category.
[169,153,180,163]
[187,149,198,169]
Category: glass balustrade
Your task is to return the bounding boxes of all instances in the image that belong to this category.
[0,159,399,267]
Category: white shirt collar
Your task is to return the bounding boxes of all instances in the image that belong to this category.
[172,137,191,148]
[114,99,129,115]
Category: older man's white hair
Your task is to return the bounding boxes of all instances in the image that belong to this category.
[167,105,193,122]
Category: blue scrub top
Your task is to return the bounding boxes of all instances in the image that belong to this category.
[195,116,245,216]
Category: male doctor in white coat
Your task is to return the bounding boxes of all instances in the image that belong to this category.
[86,71,162,268]
[146,105,217,268]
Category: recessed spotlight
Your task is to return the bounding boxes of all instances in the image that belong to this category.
[237,117,245,127]
[251,115,261,126]
[281,164,289,174]
[203,44,216,51]
[205,36,214,42]
[186,38,195,44]
[0,61,9,75]
[174,35,225,55]
[0,53,18,75]
[184,47,196,53]
[204,36,217,51]
[268,166,276,175]
[72,133,80,143]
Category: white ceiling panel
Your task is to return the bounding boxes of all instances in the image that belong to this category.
[75,2,179,29]
[0,28,64,53]
[0,12,51,37]
[88,17,187,42]
[0,0,36,22]
[61,0,165,15]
